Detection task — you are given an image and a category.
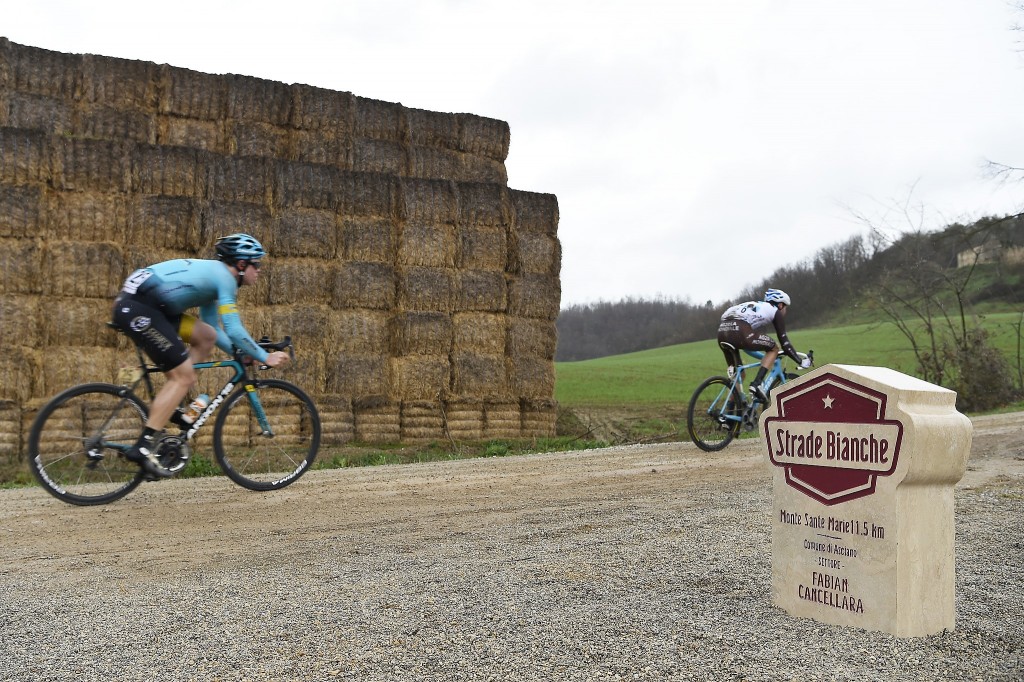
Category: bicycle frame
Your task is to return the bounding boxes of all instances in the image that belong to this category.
[119,344,278,446]
[716,350,789,429]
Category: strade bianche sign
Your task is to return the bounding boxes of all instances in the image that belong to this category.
[764,373,904,505]
[760,364,971,637]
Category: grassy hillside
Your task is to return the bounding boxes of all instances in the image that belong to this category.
[555,312,1024,412]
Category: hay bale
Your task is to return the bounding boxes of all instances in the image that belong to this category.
[452,352,508,400]
[459,226,506,271]
[81,53,159,109]
[509,356,556,399]
[291,129,352,168]
[326,353,391,399]
[391,357,450,402]
[399,222,457,268]
[341,216,396,263]
[41,240,123,298]
[400,401,445,442]
[0,184,42,238]
[0,347,39,403]
[452,313,505,354]
[120,246,195,275]
[330,309,390,354]
[161,66,229,120]
[290,84,354,132]
[457,182,510,227]
[457,114,510,162]
[268,258,337,305]
[133,144,210,197]
[513,232,561,276]
[205,201,274,241]
[507,317,557,359]
[278,161,347,209]
[317,393,354,446]
[391,312,453,356]
[157,116,227,153]
[74,105,154,144]
[407,108,458,149]
[0,237,43,294]
[443,399,483,441]
[354,97,405,142]
[54,137,131,192]
[508,274,560,320]
[521,398,557,438]
[46,190,129,242]
[403,178,458,223]
[39,346,119,397]
[263,303,335,345]
[398,266,456,312]
[0,400,20,460]
[0,128,47,184]
[41,297,119,348]
[231,121,290,158]
[484,400,521,440]
[336,171,399,218]
[210,155,273,204]
[353,400,400,443]
[0,295,42,348]
[273,206,339,258]
[131,195,203,251]
[333,262,397,310]
[6,91,72,133]
[457,270,507,312]
[281,347,329,396]
[352,138,406,176]
[459,155,507,185]
[6,41,82,98]
[227,74,292,126]
[511,189,559,235]
[407,145,463,185]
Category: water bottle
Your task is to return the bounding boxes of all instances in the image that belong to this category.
[181,394,210,424]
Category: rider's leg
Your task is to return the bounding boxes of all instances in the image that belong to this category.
[147,359,197,431]
[180,316,217,364]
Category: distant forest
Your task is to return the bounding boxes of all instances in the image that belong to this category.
[555,214,1024,361]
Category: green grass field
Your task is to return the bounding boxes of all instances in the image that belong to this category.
[555,312,1024,411]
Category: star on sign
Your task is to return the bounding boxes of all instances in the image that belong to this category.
[822,394,835,409]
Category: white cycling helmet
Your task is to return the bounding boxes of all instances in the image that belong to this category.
[764,288,791,306]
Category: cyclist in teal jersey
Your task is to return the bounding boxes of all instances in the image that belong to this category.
[111,233,289,477]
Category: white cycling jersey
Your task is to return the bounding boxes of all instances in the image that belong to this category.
[721,300,777,329]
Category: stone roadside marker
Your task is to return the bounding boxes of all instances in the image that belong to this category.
[760,364,972,637]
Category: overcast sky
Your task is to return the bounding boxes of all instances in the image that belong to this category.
[6,0,1024,305]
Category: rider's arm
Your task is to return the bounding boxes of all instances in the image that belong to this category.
[211,270,269,363]
[772,314,802,363]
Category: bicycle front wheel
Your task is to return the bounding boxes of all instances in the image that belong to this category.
[27,383,147,506]
[213,379,321,491]
[686,376,741,452]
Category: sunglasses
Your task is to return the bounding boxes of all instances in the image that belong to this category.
[246,260,262,270]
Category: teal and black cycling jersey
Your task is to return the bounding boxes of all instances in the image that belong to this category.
[123,258,268,363]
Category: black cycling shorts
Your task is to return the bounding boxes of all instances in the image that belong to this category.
[112,294,192,371]
[717,319,776,365]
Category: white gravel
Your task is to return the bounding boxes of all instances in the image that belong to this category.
[0,438,1021,681]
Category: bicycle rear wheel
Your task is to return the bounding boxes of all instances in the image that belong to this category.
[213,379,321,491]
[27,383,147,506]
[686,376,741,452]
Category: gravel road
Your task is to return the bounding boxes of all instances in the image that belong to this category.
[0,412,1021,681]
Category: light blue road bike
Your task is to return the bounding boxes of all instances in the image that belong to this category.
[686,346,813,452]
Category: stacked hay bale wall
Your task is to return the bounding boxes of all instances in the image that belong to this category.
[0,38,559,461]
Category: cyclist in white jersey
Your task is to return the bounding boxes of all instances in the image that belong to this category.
[110,233,289,478]
[716,288,811,403]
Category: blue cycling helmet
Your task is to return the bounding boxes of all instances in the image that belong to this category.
[764,288,791,306]
[215,233,266,262]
